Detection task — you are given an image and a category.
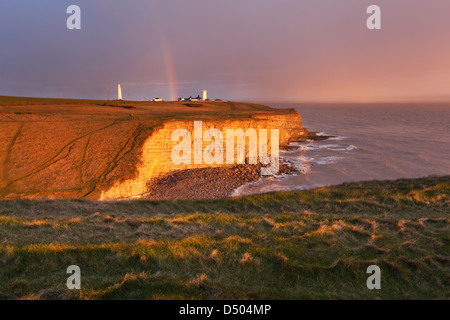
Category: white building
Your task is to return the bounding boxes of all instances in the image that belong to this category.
[118,84,123,100]
[153,97,163,102]
[178,91,208,102]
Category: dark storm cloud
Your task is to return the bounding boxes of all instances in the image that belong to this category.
[1,0,450,101]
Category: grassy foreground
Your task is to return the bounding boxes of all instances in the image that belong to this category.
[0,176,448,300]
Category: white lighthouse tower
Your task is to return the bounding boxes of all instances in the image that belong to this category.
[202,90,207,101]
[118,84,123,101]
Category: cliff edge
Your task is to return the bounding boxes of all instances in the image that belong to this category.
[0,97,309,200]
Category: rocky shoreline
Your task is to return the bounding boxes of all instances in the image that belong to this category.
[143,134,332,200]
[144,161,298,200]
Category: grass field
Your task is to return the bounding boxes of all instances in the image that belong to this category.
[0,176,448,300]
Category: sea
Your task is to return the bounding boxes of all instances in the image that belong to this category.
[232,103,450,196]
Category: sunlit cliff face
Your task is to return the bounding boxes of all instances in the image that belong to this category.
[1,0,450,102]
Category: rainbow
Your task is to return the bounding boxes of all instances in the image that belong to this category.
[160,36,178,101]
[153,11,178,101]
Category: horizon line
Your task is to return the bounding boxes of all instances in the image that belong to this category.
[2,94,450,105]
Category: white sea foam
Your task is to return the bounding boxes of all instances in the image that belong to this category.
[283,156,312,173]
[231,179,311,196]
[279,146,308,155]
[330,145,357,151]
[233,130,357,196]
[328,136,347,141]
[305,144,339,150]
[283,155,342,167]
[311,156,343,165]
[316,132,347,139]
[283,142,357,152]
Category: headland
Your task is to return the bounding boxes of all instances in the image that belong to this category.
[0,96,311,200]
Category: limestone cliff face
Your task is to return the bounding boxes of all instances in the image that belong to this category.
[100,112,308,200]
[0,100,308,200]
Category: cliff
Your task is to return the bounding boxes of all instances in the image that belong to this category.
[0,98,309,200]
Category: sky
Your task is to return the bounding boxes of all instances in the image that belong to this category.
[1,0,450,102]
